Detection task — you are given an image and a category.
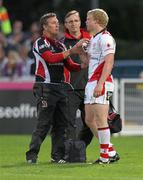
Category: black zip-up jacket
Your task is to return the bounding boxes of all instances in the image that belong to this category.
[62,29,90,90]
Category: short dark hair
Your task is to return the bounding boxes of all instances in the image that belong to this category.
[64,10,80,21]
[39,13,56,35]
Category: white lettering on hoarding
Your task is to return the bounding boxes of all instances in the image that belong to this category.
[0,104,37,119]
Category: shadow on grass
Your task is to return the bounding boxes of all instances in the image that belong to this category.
[0,161,93,169]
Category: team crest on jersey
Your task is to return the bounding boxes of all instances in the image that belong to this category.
[107,43,110,47]
[41,100,48,108]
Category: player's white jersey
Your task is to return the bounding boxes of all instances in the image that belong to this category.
[87,29,116,82]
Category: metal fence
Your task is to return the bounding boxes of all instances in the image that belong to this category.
[117,79,143,135]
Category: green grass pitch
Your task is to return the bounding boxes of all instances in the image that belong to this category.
[0,135,143,180]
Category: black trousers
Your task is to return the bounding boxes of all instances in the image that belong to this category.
[51,90,93,160]
[26,83,69,160]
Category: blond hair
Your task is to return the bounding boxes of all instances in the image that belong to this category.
[87,9,109,28]
[64,10,80,21]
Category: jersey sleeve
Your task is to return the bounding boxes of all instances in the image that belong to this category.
[33,38,64,63]
[100,34,116,57]
[36,38,51,54]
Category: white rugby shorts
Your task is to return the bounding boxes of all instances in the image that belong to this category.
[84,81,114,105]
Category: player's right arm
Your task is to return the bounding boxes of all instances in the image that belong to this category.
[34,38,89,63]
[33,38,70,63]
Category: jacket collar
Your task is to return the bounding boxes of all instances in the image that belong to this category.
[64,28,90,40]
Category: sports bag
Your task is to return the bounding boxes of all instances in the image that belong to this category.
[108,101,122,133]
[64,139,86,163]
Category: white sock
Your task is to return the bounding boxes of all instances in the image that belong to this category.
[98,127,110,162]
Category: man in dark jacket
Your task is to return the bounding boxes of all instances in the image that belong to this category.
[25,12,87,164]
[51,10,93,162]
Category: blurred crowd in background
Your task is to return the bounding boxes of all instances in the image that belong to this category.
[0,0,40,79]
[0,20,40,79]
[0,0,67,80]
[0,20,66,79]
[1,0,143,79]
[0,0,41,79]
